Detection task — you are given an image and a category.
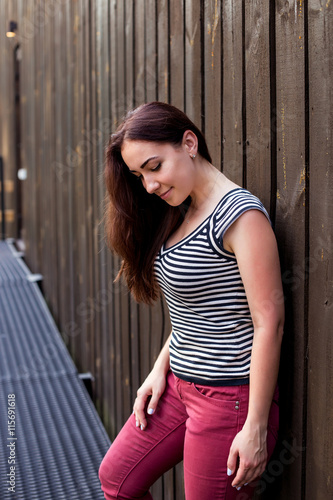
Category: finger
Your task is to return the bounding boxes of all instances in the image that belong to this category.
[231,466,249,488]
[133,396,148,430]
[226,447,238,478]
[147,389,162,415]
[133,411,147,430]
[241,464,264,486]
[232,464,262,489]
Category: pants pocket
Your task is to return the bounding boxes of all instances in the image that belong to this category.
[191,383,244,410]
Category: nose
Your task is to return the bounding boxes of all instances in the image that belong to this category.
[144,178,160,194]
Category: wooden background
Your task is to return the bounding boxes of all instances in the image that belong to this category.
[0,1,332,499]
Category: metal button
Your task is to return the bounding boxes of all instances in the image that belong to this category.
[235,405,239,410]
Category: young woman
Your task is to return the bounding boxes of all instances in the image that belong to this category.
[99,102,284,500]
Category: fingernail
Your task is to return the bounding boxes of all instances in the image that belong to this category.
[227,468,233,476]
[140,424,144,431]
[237,486,242,491]
[147,408,154,415]
[136,420,139,427]
[244,483,248,486]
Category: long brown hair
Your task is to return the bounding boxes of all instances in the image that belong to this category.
[104,101,212,304]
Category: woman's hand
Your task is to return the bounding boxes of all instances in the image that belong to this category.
[227,420,268,490]
[133,367,167,431]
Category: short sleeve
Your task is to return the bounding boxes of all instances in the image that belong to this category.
[209,188,271,255]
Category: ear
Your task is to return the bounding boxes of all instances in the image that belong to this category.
[182,130,198,156]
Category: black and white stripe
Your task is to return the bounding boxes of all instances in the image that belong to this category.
[154,188,270,386]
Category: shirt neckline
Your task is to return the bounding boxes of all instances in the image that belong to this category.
[160,187,244,255]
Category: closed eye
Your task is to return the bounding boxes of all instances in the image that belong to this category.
[151,162,161,172]
[130,162,161,181]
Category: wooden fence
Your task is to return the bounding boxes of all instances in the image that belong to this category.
[0,1,332,499]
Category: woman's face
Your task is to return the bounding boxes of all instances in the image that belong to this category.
[121,135,197,206]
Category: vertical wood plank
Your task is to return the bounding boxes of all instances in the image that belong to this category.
[134,0,146,106]
[72,0,83,368]
[244,0,271,210]
[117,0,132,423]
[38,0,46,285]
[307,2,333,499]
[88,0,98,377]
[116,0,126,117]
[138,302,151,387]
[125,0,135,110]
[44,0,58,319]
[78,0,89,373]
[96,0,108,424]
[204,0,222,169]
[82,0,93,392]
[53,0,68,334]
[98,0,118,437]
[99,0,120,434]
[0,0,18,239]
[146,0,158,102]
[66,0,76,361]
[124,0,140,416]
[24,0,38,270]
[108,0,125,434]
[110,0,118,128]
[222,0,243,184]
[98,0,113,434]
[170,0,185,109]
[157,0,170,102]
[184,0,202,126]
[34,3,44,276]
[273,1,307,498]
[7,0,19,240]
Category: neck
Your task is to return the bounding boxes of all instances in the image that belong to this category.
[189,162,223,210]
[184,164,225,224]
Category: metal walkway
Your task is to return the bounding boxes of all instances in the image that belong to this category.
[0,241,111,499]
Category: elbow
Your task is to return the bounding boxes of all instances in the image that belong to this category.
[276,317,284,344]
[270,308,285,344]
[277,303,285,342]
[271,311,285,346]
[252,306,285,344]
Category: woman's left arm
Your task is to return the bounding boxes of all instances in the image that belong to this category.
[224,209,285,490]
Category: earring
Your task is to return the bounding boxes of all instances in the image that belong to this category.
[190,153,196,159]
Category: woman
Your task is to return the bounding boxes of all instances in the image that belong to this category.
[99,102,284,500]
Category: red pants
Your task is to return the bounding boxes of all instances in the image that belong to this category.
[99,371,279,500]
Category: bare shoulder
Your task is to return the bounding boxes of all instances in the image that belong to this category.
[223,209,274,255]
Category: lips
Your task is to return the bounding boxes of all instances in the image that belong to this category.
[159,188,172,200]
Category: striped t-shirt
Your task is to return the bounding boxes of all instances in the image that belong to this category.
[154,188,270,386]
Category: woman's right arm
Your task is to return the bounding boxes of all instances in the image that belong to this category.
[133,332,172,430]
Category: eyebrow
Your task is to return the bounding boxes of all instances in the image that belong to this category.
[139,156,159,170]
[128,156,159,174]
